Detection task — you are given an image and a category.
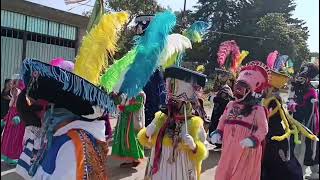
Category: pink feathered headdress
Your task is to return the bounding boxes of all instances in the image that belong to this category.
[50,57,74,72]
[237,61,270,93]
[217,40,240,69]
[266,50,279,69]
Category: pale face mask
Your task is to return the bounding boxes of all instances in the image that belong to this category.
[166,78,198,102]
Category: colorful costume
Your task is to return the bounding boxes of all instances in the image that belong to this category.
[289,62,319,179]
[111,92,145,164]
[208,69,234,136]
[1,75,26,165]
[261,70,302,180]
[136,15,167,127]
[261,52,319,180]
[1,80,12,135]
[15,89,48,179]
[15,10,129,179]
[18,58,113,179]
[16,58,71,179]
[211,61,270,180]
[144,69,167,126]
[138,66,208,180]
[209,40,245,150]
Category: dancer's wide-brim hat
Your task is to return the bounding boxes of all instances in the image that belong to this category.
[164,66,207,102]
[135,14,154,23]
[135,14,154,34]
[22,59,115,117]
[298,62,319,80]
[164,66,207,87]
[269,70,290,89]
[214,68,233,78]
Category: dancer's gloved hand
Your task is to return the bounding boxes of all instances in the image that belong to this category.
[12,116,21,125]
[210,132,222,144]
[183,134,196,151]
[146,123,156,138]
[240,138,255,148]
[311,98,318,103]
[287,99,297,112]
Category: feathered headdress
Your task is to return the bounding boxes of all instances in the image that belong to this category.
[50,57,74,72]
[231,50,249,74]
[266,50,279,69]
[196,65,205,73]
[158,33,192,69]
[268,54,294,75]
[183,21,209,43]
[118,11,176,98]
[174,21,208,66]
[100,49,137,92]
[274,55,294,75]
[217,40,241,71]
[74,12,129,85]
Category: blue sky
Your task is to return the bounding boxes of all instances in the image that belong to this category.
[28,0,319,52]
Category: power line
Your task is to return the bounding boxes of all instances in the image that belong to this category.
[66,2,273,41]
[67,0,94,11]
[211,31,273,40]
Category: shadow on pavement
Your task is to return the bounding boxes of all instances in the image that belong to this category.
[202,150,220,173]
[1,162,16,172]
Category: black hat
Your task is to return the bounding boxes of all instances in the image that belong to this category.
[214,68,232,78]
[135,14,154,35]
[164,66,207,87]
[298,63,319,80]
[22,59,115,118]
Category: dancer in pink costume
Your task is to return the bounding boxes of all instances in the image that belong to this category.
[210,61,270,180]
[1,74,26,165]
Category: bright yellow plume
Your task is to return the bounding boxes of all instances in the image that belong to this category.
[74,12,129,85]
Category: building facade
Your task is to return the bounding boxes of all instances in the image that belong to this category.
[1,0,88,88]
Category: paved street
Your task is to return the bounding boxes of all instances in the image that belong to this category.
[1,144,220,180]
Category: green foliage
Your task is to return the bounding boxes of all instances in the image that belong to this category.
[187,0,310,76]
[310,52,319,57]
[256,13,310,70]
[105,0,165,60]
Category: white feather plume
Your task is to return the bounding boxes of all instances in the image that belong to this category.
[158,33,192,67]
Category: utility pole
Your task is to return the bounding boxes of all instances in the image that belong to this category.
[182,0,187,29]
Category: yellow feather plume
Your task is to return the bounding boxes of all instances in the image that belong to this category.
[74,12,129,85]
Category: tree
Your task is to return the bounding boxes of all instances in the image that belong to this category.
[310,52,319,58]
[105,0,165,59]
[256,13,310,70]
[188,0,244,73]
[188,0,310,76]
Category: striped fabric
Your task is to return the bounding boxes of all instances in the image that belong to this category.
[16,126,41,179]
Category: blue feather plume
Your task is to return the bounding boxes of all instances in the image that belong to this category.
[274,55,289,72]
[189,21,209,35]
[177,21,209,65]
[183,21,209,43]
[119,11,176,98]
